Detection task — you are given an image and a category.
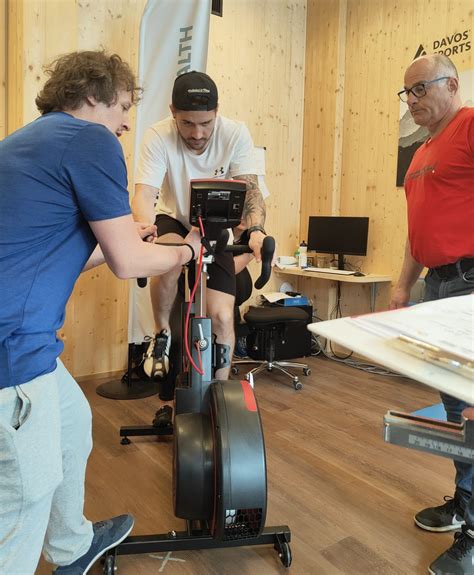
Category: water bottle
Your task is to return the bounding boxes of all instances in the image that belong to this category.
[294,245,300,262]
[298,241,307,268]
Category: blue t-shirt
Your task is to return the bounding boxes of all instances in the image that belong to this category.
[0,112,131,388]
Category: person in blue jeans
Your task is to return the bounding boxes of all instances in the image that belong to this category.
[0,50,201,574]
[391,53,474,575]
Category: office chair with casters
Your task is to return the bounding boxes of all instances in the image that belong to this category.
[232,269,311,390]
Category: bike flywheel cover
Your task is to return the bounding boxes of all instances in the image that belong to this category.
[173,412,214,520]
[210,380,267,540]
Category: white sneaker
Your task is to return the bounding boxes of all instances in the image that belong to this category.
[143,330,171,379]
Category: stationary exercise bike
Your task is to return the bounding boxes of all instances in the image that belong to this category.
[103,180,292,573]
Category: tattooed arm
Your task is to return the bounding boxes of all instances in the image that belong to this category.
[234,173,266,262]
[236,174,266,228]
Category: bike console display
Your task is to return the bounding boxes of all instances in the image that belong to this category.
[189,179,246,229]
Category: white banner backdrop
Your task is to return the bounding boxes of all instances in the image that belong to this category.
[128,0,211,344]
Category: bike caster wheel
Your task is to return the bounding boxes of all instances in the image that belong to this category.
[303,367,311,376]
[294,380,303,390]
[120,436,131,445]
[275,540,292,568]
[103,553,116,574]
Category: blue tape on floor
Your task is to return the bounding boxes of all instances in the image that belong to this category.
[412,403,446,421]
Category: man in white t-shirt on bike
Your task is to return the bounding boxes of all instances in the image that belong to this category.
[132,71,266,380]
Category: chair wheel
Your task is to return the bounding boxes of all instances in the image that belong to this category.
[303,368,311,376]
[120,437,131,445]
[294,381,303,390]
[231,366,239,375]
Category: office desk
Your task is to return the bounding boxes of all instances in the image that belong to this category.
[275,267,392,312]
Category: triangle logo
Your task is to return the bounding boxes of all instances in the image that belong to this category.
[414,44,427,59]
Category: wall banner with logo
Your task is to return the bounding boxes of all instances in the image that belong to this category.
[128,0,211,344]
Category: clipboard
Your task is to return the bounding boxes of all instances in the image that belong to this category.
[389,335,474,380]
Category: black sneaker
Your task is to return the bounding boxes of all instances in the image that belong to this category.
[53,514,134,574]
[428,528,474,574]
[143,330,170,379]
[233,335,249,358]
[415,496,466,532]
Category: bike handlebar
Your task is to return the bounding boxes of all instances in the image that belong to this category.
[225,235,275,290]
[137,235,275,290]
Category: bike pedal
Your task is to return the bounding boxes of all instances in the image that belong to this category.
[153,405,173,428]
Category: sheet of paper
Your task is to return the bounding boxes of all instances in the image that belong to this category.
[351,294,474,362]
[261,292,294,303]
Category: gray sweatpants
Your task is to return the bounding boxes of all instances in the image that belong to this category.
[0,360,94,574]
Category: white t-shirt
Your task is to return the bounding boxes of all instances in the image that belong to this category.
[135,115,257,229]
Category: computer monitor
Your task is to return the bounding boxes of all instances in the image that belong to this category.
[307,216,369,270]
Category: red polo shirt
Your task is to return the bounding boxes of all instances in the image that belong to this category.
[405,106,474,268]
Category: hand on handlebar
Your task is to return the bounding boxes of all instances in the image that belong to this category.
[136,227,202,287]
[183,226,202,259]
[135,221,157,242]
[248,230,278,267]
[248,230,267,263]
[229,235,275,290]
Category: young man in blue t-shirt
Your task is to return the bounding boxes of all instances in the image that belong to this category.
[0,50,201,574]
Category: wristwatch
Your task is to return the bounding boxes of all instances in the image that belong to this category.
[247,225,266,236]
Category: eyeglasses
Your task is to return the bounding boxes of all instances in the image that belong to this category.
[397,76,450,103]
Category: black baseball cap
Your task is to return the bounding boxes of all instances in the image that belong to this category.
[172,71,218,111]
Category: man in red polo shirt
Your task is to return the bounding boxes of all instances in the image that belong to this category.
[391,54,474,575]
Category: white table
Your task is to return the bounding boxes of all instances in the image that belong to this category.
[308,317,474,462]
[307,317,473,403]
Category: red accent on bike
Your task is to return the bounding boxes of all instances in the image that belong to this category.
[240,380,257,412]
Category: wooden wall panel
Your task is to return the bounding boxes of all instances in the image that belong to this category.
[6,0,23,133]
[6,0,306,378]
[301,0,474,314]
[21,1,77,127]
[208,0,307,277]
[301,0,341,225]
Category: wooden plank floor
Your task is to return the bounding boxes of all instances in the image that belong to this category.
[36,355,455,575]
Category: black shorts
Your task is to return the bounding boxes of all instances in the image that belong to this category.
[155,214,236,297]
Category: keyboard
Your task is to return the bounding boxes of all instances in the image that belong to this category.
[304,267,356,275]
